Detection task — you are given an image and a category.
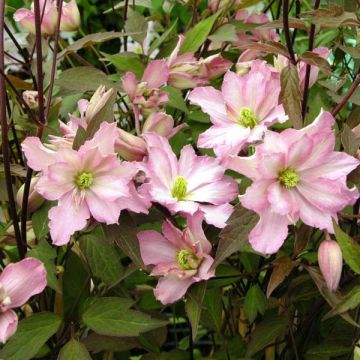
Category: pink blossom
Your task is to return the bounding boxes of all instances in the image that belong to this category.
[318,239,343,291]
[274,47,331,92]
[0,258,47,343]
[226,111,359,254]
[138,211,214,304]
[141,134,238,228]
[189,62,287,160]
[22,122,151,245]
[14,0,58,35]
[60,0,80,32]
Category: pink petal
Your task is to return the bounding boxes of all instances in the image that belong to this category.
[199,203,234,228]
[162,220,186,248]
[0,258,46,308]
[194,254,215,281]
[142,60,169,88]
[224,154,260,180]
[258,153,285,179]
[0,310,17,344]
[85,191,121,224]
[287,134,314,169]
[138,230,178,265]
[117,182,151,214]
[122,72,137,100]
[241,179,274,213]
[267,182,294,215]
[91,176,129,201]
[154,277,194,305]
[49,192,90,246]
[185,211,211,255]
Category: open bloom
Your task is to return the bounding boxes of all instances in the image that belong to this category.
[318,239,343,291]
[226,111,359,254]
[0,258,46,343]
[141,134,238,228]
[189,63,287,161]
[22,122,150,245]
[14,0,58,35]
[138,211,214,304]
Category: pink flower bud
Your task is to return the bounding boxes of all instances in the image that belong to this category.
[60,0,81,32]
[16,177,44,214]
[115,129,147,161]
[318,239,343,292]
[85,86,116,122]
[13,0,58,36]
[201,54,232,79]
[142,112,174,137]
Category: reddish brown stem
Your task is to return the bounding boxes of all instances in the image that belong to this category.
[332,75,360,117]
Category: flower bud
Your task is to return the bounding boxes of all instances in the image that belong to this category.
[13,0,58,36]
[60,0,81,32]
[142,112,174,137]
[115,128,147,161]
[22,90,42,108]
[85,86,116,123]
[201,54,232,79]
[318,239,343,292]
[16,177,44,214]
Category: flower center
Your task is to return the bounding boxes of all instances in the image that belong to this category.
[238,107,259,129]
[75,172,93,190]
[176,249,200,270]
[171,176,188,201]
[278,168,300,188]
[0,284,11,312]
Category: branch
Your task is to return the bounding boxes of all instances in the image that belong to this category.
[332,75,360,117]
[283,0,296,65]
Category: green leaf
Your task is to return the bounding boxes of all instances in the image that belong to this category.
[305,342,350,358]
[125,8,147,45]
[299,51,332,75]
[103,52,146,78]
[341,124,360,156]
[185,282,207,340]
[164,86,188,113]
[26,238,60,292]
[209,24,238,42]
[80,232,123,285]
[82,333,138,353]
[149,20,178,56]
[267,256,296,297]
[103,212,145,269]
[213,204,259,269]
[56,67,117,96]
[203,288,222,332]
[0,312,61,360]
[280,63,303,129]
[179,13,220,54]
[334,221,360,274]
[72,126,87,152]
[82,297,167,337]
[244,284,267,323]
[246,314,288,357]
[103,0,152,13]
[58,339,91,360]
[32,201,54,240]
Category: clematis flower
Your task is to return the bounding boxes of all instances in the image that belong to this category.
[226,111,359,254]
[318,238,343,291]
[189,63,287,161]
[167,35,231,90]
[0,258,46,343]
[14,0,58,35]
[141,133,238,228]
[274,47,331,92]
[60,0,81,32]
[138,211,214,304]
[22,122,150,246]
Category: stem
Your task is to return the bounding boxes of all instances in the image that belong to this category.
[332,75,360,117]
[123,0,129,51]
[301,0,320,120]
[0,0,25,258]
[283,0,296,65]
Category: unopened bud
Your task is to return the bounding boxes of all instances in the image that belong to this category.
[115,129,147,161]
[60,0,81,32]
[85,86,116,122]
[16,177,44,214]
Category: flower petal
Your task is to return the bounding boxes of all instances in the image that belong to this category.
[0,310,18,344]
[154,277,194,305]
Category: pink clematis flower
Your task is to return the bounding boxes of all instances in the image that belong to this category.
[189,62,288,161]
[226,111,359,254]
[138,211,215,304]
[141,134,238,228]
[0,258,47,343]
[14,0,58,35]
[22,122,151,245]
[274,47,331,92]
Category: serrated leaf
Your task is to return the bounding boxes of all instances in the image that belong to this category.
[333,221,360,274]
[27,238,60,292]
[212,204,259,269]
[185,282,207,341]
[103,52,146,78]
[32,201,54,240]
[103,212,145,269]
[246,314,288,357]
[244,284,267,323]
[280,63,303,129]
[82,297,167,337]
[80,232,123,285]
[179,13,220,54]
[58,339,91,360]
[125,8,147,45]
[0,312,61,360]
[267,256,296,297]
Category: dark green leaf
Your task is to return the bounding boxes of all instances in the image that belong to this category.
[82,297,167,337]
[0,312,61,360]
[58,339,91,360]
[32,201,54,240]
[149,20,178,55]
[82,333,138,353]
[72,126,87,151]
[244,284,267,323]
[203,288,222,332]
[164,86,188,113]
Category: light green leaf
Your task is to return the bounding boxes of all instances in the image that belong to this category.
[164,86,188,113]
[82,297,167,337]
[244,284,267,323]
[0,312,61,360]
[149,20,178,56]
[125,8,147,45]
[58,339,91,360]
[103,52,146,78]
[209,23,237,42]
